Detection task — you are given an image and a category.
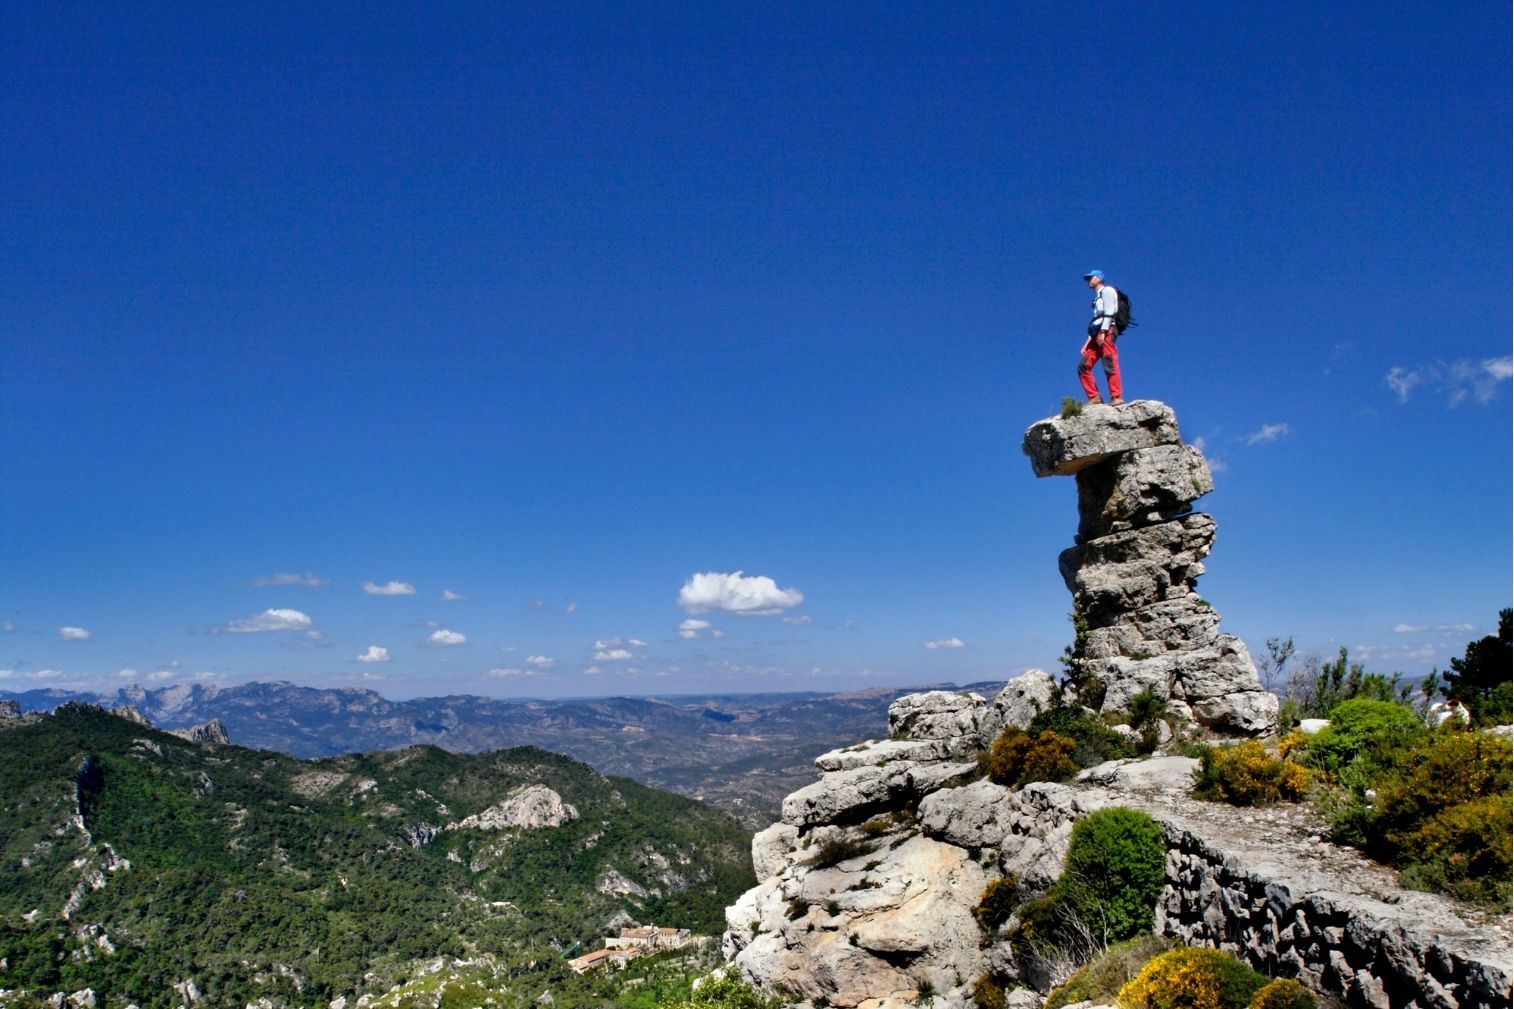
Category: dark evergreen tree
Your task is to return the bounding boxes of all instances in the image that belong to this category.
[1442,609,1513,726]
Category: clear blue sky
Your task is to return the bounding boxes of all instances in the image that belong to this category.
[4,2,1509,700]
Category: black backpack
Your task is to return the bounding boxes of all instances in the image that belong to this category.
[1114,289,1135,334]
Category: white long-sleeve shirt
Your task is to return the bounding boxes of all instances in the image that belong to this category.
[1090,284,1119,334]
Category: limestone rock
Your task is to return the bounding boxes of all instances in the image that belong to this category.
[109,705,153,727]
[1059,516,1215,616]
[887,691,986,755]
[1076,755,1198,792]
[0,700,20,719]
[447,785,578,831]
[170,719,230,745]
[984,669,1058,743]
[782,764,893,829]
[1025,401,1276,737]
[815,738,959,772]
[726,833,988,1008]
[1076,444,1213,541]
[1023,400,1181,477]
[751,822,798,880]
[781,760,979,829]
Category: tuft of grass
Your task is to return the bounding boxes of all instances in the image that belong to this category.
[1060,396,1084,419]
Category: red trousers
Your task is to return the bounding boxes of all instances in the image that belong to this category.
[1078,331,1122,401]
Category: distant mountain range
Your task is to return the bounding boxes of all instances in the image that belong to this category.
[0,702,753,1007]
[1,680,1008,824]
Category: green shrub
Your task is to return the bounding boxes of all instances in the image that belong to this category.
[1192,741,1311,806]
[1368,730,1513,904]
[1305,699,1424,779]
[1042,933,1173,1008]
[669,975,775,1009]
[1248,977,1317,1009]
[1117,947,1269,1009]
[1396,792,1513,904]
[1126,688,1170,754]
[985,728,1080,787]
[971,973,1006,1009]
[1059,396,1084,419]
[973,876,1022,933]
[807,834,874,869]
[1030,705,1134,767]
[1050,807,1165,944]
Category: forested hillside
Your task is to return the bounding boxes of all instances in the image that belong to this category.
[0,704,752,1008]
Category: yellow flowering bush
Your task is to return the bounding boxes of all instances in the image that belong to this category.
[1247,978,1317,1009]
[1116,947,1268,1009]
[1191,741,1311,806]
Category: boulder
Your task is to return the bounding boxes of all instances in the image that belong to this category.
[918,779,1018,849]
[1023,400,1181,477]
[887,691,987,754]
[984,669,1058,743]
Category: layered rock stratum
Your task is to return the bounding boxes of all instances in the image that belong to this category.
[1023,401,1278,735]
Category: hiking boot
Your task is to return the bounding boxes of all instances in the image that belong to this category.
[1110,396,1125,405]
[1086,395,1103,405]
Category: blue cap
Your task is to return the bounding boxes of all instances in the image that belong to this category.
[1083,269,1104,281]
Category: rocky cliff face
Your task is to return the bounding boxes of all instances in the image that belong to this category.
[719,688,1512,1009]
[1023,401,1277,735]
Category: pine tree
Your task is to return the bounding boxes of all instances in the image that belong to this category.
[1442,609,1513,726]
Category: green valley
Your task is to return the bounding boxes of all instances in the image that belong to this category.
[0,704,753,1008]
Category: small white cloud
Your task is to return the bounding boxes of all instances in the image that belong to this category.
[1393,622,1475,636]
[441,589,467,602]
[594,648,633,661]
[58,626,92,641]
[220,608,315,633]
[583,665,603,676]
[1386,357,1512,406]
[363,580,417,596]
[251,572,328,587]
[923,637,964,650]
[679,619,711,640]
[678,571,804,616]
[629,638,647,647]
[356,645,391,663]
[526,655,555,669]
[426,629,467,647]
[485,667,534,679]
[566,601,578,614]
[782,614,813,626]
[146,670,176,681]
[1242,423,1290,446]
[116,668,137,678]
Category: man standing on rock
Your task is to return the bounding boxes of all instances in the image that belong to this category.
[1079,269,1124,405]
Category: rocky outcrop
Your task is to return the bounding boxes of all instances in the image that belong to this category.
[170,719,230,745]
[0,699,21,719]
[1023,402,1277,735]
[446,784,578,831]
[720,686,1512,1009]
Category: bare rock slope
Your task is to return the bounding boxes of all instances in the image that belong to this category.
[721,686,1512,1009]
